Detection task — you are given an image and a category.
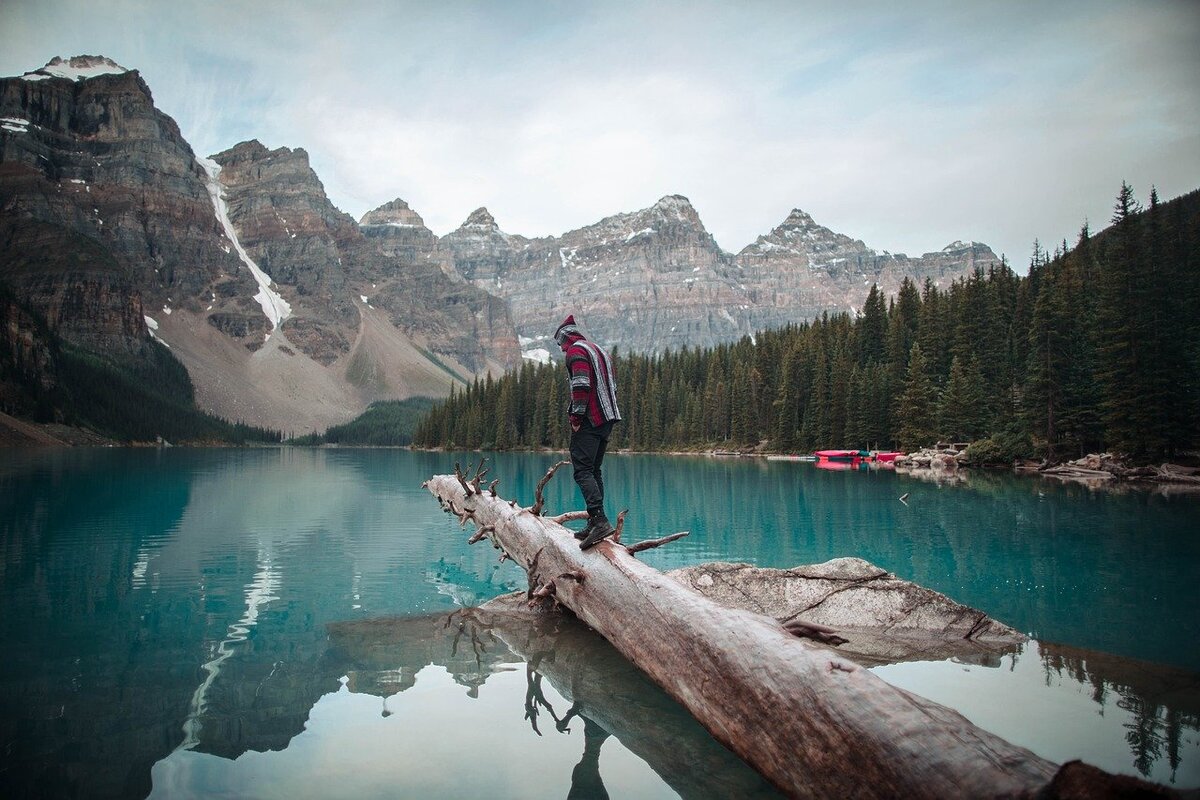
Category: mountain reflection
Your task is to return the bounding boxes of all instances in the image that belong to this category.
[2,449,1198,798]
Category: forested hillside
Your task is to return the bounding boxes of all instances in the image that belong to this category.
[0,284,282,444]
[414,185,1199,462]
[292,398,436,446]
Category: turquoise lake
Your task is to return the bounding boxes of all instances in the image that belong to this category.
[0,447,1197,798]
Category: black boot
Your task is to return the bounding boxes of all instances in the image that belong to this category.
[579,514,615,550]
[575,506,603,540]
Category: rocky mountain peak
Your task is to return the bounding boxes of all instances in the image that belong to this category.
[938,240,992,255]
[651,194,701,224]
[782,208,817,228]
[653,194,693,211]
[926,239,999,262]
[461,207,499,230]
[360,198,427,229]
[22,55,130,82]
[212,140,311,171]
[213,139,270,163]
[739,207,866,259]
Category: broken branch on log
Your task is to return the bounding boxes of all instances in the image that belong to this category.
[548,510,589,524]
[524,548,544,600]
[528,579,556,607]
[453,462,474,496]
[424,472,1058,798]
[470,458,489,494]
[612,509,629,543]
[529,460,571,516]
[488,479,500,497]
[625,531,690,554]
[784,619,849,646]
[445,499,474,527]
[468,525,496,545]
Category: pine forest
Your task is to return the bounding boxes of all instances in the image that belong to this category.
[413,185,1200,463]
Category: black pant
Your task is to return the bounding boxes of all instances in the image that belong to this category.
[569,420,614,517]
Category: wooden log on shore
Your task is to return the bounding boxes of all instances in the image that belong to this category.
[1041,465,1116,479]
[424,473,1057,798]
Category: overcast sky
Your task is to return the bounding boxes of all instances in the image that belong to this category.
[2,0,1197,266]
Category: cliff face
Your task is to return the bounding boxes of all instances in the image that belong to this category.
[734,210,1003,331]
[437,197,1000,355]
[206,143,519,373]
[440,196,753,354]
[0,57,520,434]
[0,57,252,356]
[0,286,58,417]
[207,140,356,362]
[1,54,1000,432]
[356,199,520,375]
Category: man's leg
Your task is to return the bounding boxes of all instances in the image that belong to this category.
[570,426,605,520]
[572,422,617,550]
[593,432,609,510]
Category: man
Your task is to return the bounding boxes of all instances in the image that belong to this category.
[554,314,621,550]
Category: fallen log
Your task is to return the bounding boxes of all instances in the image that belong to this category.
[424,473,1057,798]
[485,598,783,799]
[1041,465,1116,479]
[327,606,782,798]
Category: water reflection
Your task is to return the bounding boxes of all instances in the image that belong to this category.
[145,605,779,799]
[873,639,1200,787]
[179,549,280,752]
[1038,641,1200,785]
[1,448,1198,798]
[323,605,781,800]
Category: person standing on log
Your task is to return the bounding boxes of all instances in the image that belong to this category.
[554,314,621,550]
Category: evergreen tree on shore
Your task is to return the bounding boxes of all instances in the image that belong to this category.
[412,186,1200,462]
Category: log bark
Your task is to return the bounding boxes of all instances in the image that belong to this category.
[424,474,1058,799]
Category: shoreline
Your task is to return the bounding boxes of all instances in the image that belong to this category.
[5,412,1196,494]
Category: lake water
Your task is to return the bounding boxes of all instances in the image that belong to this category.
[0,447,1197,798]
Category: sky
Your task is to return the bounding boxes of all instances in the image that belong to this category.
[2,0,1198,266]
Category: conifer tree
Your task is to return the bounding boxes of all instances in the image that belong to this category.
[916,279,949,385]
[772,343,803,452]
[1024,262,1071,458]
[1097,182,1148,457]
[494,378,516,448]
[939,355,986,443]
[844,364,866,446]
[858,284,887,366]
[801,347,830,448]
[897,342,938,450]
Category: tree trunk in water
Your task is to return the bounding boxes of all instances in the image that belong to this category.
[424,474,1058,798]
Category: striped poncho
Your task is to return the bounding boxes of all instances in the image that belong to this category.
[563,335,621,428]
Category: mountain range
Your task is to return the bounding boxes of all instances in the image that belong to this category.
[0,56,1001,435]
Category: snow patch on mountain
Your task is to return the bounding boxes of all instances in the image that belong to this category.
[198,157,292,330]
[625,227,655,242]
[522,348,551,365]
[24,56,128,82]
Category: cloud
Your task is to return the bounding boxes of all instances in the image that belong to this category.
[2,0,1197,265]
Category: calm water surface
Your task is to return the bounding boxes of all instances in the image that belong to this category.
[0,448,1197,798]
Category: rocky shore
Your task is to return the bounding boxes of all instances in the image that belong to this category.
[1039,452,1200,486]
[894,444,1200,491]
[666,557,1025,667]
